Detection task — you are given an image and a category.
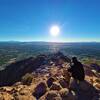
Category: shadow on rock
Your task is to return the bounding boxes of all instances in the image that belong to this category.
[70,80,99,100]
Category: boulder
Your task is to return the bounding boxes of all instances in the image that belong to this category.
[93,83,100,90]
[19,88,31,95]
[39,90,62,100]
[90,63,100,72]
[50,82,62,91]
[85,68,94,76]
[33,81,47,99]
[14,85,27,92]
[0,87,13,93]
[94,78,100,84]
[59,78,69,88]
[13,82,22,86]
[47,77,56,87]
[59,88,69,97]
[59,88,77,100]
[14,94,36,100]
[0,92,14,100]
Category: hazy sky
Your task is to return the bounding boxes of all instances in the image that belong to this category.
[0,0,100,42]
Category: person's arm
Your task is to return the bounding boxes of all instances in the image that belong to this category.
[68,66,73,72]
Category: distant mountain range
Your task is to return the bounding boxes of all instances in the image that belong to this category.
[0,41,100,43]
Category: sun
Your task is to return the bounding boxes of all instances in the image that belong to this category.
[50,25,60,37]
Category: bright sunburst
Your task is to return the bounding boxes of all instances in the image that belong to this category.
[50,25,60,37]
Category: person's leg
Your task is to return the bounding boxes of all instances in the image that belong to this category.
[69,77,79,91]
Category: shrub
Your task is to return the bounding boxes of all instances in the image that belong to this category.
[21,73,33,85]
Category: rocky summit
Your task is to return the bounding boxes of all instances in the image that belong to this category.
[0,52,100,100]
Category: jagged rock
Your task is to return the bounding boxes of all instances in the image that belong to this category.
[0,56,46,86]
[85,68,95,76]
[58,56,71,65]
[63,69,71,83]
[95,78,100,83]
[14,85,27,92]
[47,77,56,87]
[92,77,100,88]
[59,78,69,88]
[39,90,62,100]
[14,94,36,100]
[59,88,77,100]
[93,83,100,90]
[0,92,14,100]
[50,82,62,91]
[50,52,71,66]
[13,82,22,86]
[59,88,69,96]
[90,63,100,72]
[13,87,34,100]
[0,94,3,100]
[19,88,31,95]
[33,81,47,99]
[0,87,13,93]
[0,53,99,100]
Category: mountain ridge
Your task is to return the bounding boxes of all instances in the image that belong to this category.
[0,52,99,100]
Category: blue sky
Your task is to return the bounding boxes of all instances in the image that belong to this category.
[0,0,100,42]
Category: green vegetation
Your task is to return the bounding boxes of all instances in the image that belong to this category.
[0,42,100,67]
[82,57,100,65]
[21,73,33,85]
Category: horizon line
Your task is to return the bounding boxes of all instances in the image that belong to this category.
[0,40,100,43]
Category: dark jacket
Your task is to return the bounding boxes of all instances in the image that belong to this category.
[68,61,85,81]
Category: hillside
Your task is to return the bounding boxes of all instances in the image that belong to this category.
[0,52,100,100]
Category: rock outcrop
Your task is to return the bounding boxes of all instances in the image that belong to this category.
[0,52,99,100]
[0,55,46,86]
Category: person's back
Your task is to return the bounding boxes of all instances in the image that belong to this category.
[68,57,85,81]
